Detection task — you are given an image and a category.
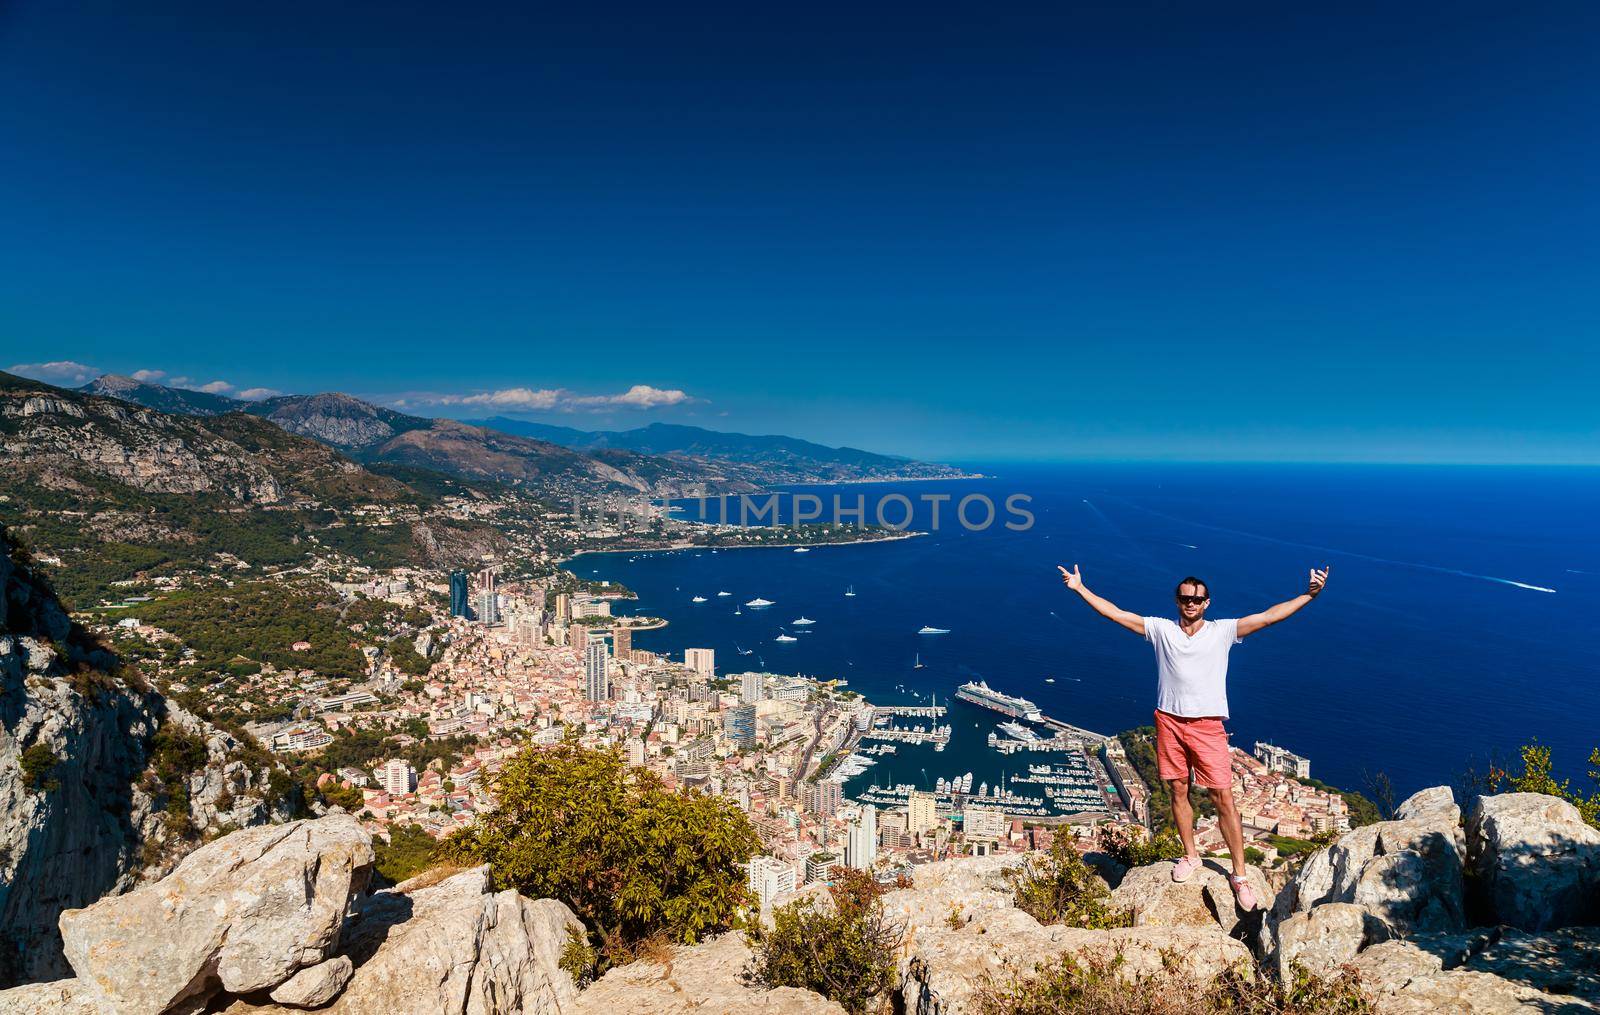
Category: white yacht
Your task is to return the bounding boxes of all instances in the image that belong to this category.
[745,597,774,608]
[792,616,815,626]
[691,595,707,603]
[774,633,798,643]
[918,625,950,635]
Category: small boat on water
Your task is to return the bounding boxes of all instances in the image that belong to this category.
[1045,677,1056,683]
[793,547,809,553]
[775,634,798,643]
[845,585,856,597]
[913,654,925,669]
[918,626,951,635]
[746,598,775,608]
[691,596,707,603]
[792,616,815,626]
[716,591,732,597]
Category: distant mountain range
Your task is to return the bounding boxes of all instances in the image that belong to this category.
[77,375,965,489]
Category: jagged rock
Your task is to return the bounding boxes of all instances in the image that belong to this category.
[59,815,372,1014]
[1396,785,1460,822]
[1268,785,1464,941]
[269,956,354,1008]
[897,904,1252,1015]
[223,866,585,1015]
[1468,927,1600,1002]
[1353,931,1600,1013]
[570,933,846,1015]
[881,853,1025,931]
[1109,859,1270,936]
[1272,902,1390,978]
[1468,792,1600,931]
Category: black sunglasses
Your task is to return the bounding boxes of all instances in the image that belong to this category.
[1176,594,1208,605]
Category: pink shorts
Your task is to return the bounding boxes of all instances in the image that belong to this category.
[1154,710,1232,789]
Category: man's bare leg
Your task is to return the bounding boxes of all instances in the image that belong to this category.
[1210,785,1247,876]
[1167,778,1199,858]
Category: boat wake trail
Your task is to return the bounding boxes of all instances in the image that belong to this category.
[1107,499,1557,594]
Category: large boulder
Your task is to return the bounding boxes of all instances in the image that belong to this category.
[1353,930,1600,1013]
[1108,858,1271,937]
[1268,785,1464,942]
[569,933,846,1015]
[1272,901,1390,978]
[57,814,373,1014]
[1468,792,1600,931]
[897,903,1252,1015]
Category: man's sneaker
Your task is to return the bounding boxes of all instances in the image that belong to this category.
[1229,874,1258,912]
[1171,855,1201,883]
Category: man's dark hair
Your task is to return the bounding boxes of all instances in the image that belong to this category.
[1174,576,1209,599]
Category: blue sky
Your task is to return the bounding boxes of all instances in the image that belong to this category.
[2,1,1597,463]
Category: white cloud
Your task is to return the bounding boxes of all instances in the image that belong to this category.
[6,360,104,385]
[236,387,283,401]
[414,384,697,413]
[194,380,235,395]
[131,369,167,383]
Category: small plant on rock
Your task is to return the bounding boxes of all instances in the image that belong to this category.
[1008,834,1131,929]
[749,867,905,1014]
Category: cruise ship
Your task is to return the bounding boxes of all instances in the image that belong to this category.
[955,680,1043,722]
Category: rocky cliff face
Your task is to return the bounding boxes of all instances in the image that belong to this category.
[0,529,282,986]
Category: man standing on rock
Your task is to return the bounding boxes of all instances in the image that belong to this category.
[1057,565,1329,911]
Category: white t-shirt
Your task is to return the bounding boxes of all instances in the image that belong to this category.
[1143,616,1241,719]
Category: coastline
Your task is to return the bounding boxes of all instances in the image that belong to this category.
[561,528,926,565]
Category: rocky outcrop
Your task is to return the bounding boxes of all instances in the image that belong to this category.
[1109,858,1271,937]
[1268,785,1465,942]
[1468,792,1600,931]
[228,866,586,1015]
[58,815,372,1013]
[0,532,164,987]
[0,528,285,986]
[570,934,845,1015]
[887,854,1252,1015]
[1353,929,1600,1013]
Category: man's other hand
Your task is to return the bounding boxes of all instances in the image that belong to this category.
[1308,565,1330,597]
[1058,564,1084,591]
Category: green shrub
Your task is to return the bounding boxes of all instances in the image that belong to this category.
[1492,741,1600,829]
[559,927,598,988]
[1097,823,1185,869]
[443,738,759,968]
[20,743,61,794]
[374,823,440,884]
[1008,834,1130,929]
[976,953,1376,1015]
[749,867,903,1014]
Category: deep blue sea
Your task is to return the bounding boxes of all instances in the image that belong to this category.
[570,465,1600,803]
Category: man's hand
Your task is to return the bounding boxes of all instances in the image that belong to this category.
[1058,564,1084,591]
[1308,565,1330,598]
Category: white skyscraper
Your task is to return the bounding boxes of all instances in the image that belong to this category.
[585,636,609,702]
[740,671,764,705]
[379,758,416,796]
[845,804,878,871]
[685,648,715,678]
[747,855,797,909]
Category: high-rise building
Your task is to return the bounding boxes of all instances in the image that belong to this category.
[814,778,843,818]
[685,647,715,678]
[725,703,756,747]
[554,593,571,625]
[449,571,470,618]
[584,636,609,702]
[747,856,797,908]
[378,758,416,795]
[740,671,764,705]
[907,790,939,838]
[612,624,632,663]
[845,804,878,870]
[963,805,1008,845]
[476,568,499,625]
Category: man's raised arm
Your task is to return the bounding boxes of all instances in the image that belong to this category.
[1237,566,1330,638]
[1058,565,1145,636]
